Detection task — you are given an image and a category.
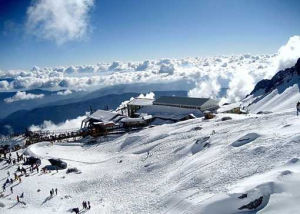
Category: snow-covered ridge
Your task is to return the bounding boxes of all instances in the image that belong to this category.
[244,58,300,113]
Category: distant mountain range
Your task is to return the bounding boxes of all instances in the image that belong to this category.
[0,80,196,119]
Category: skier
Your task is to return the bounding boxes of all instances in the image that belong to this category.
[87,201,91,209]
[20,192,24,198]
[297,101,300,116]
[17,195,19,203]
[55,188,57,195]
[10,186,13,193]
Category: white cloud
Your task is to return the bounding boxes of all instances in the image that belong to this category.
[0,80,10,90]
[274,35,300,72]
[26,0,94,44]
[136,61,151,71]
[159,64,175,75]
[137,92,155,99]
[57,89,72,96]
[4,91,44,103]
[223,69,255,103]
[188,76,220,99]
[29,115,86,131]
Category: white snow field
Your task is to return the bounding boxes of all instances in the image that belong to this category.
[1,110,300,214]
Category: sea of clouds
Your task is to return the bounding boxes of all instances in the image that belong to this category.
[4,35,299,131]
[1,36,300,106]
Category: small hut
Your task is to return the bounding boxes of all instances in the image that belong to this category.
[81,110,125,135]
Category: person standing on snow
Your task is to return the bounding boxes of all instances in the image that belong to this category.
[297,102,300,116]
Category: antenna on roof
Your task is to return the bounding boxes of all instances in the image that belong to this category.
[89,105,94,114]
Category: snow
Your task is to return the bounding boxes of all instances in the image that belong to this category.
[88,110,120,122]
[120,117,145,123]
[1,110,300,213]
[127,98,154,106]
[217,102,240,113]
[245,84,300,113]
[137,105,203,121]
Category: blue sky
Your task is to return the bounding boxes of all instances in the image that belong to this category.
[0,0,300,70]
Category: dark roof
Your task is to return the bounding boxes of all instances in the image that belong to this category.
[153,96,218,109]
[137,105,203,121]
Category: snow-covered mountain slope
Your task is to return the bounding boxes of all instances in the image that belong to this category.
[1,111,300,213]
[244,58,300,113]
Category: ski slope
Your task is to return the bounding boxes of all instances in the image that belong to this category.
[1,110,300,213]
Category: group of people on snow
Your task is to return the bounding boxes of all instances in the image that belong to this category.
[72,201,91,214]
[2,145,94,212]
[1,151,40,205]
[50,188,58,197]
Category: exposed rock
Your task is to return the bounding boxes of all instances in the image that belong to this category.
[66,167,80,174]
[280,170,292,176]
[221,116,232,121]
[238,193,247,199]
[250,58,300,95]
[192,126,202,131]
[287,158,299,164]
[257,111,272,114]
[239,196,263,210]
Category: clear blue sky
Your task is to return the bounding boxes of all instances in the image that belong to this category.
[0,0,300,70]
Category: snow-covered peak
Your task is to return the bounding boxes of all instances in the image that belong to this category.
[244,58,300,113]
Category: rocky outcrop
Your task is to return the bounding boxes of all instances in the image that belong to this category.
[251,58,300,95]
[239,196,263,210]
